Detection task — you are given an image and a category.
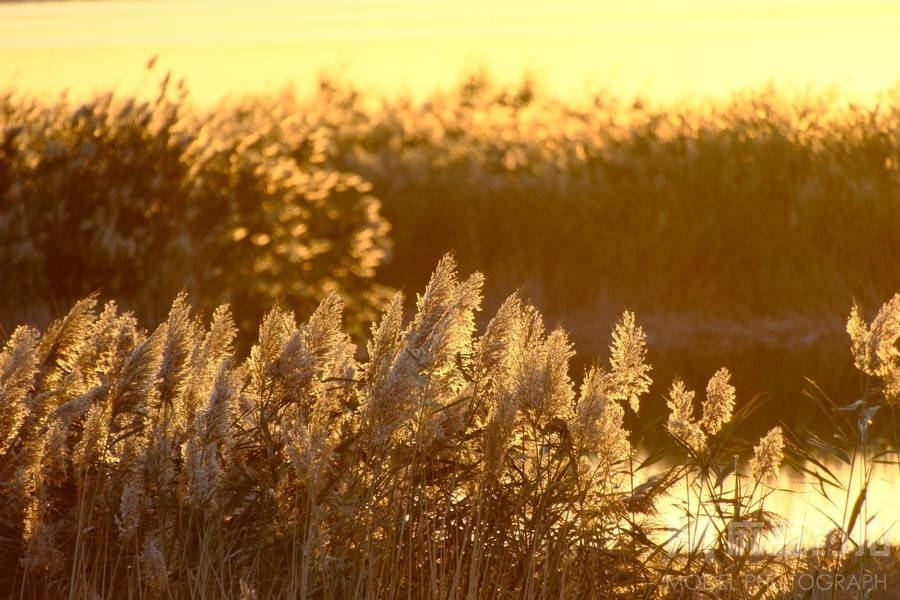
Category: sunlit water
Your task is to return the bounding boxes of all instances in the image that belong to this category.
[652,457,900,555]
[2,0,900,104]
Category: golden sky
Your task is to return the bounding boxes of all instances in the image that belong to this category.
[2,0,900,103]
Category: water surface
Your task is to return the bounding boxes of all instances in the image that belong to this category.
[2,1,900,103]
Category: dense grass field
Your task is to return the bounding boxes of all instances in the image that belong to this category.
[2,74,899,426]
[2,72,900,597]
[1,256,898,598]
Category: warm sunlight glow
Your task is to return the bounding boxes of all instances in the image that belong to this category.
[3,2,900,596]
[2,0,900,103]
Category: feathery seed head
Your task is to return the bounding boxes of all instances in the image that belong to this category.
[847,304,872,374]
[72,403,110,472]
[284,416,334,491]
[702,367,736,435]
[608,311,652,413]
[36,295,98,388]
[666,379,706,453]
[574,366,630,474]
[365,291,405,388]
[248,304,296,391]
[474,293,522,377]
[0,325,40,449]
[539,328,575,419]
[110,323,165,421]
[361,292,409,443]
[751,426,785,482]
[404,255,483,378]
[202,305,237,368]
[82,302,141,383]
[42,418,69,487]
[847,295,900,401]
[158,292,200,406]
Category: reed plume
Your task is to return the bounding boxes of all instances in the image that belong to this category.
[0,255,882,599]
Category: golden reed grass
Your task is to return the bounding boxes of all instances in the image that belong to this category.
[2,255,897,598]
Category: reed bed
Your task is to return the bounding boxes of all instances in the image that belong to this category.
[1,255,898,598]
[2,73,900,333]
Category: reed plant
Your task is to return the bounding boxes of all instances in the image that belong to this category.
[3,255,893,599]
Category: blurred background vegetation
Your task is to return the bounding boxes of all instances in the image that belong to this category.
[1,73,898,433]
